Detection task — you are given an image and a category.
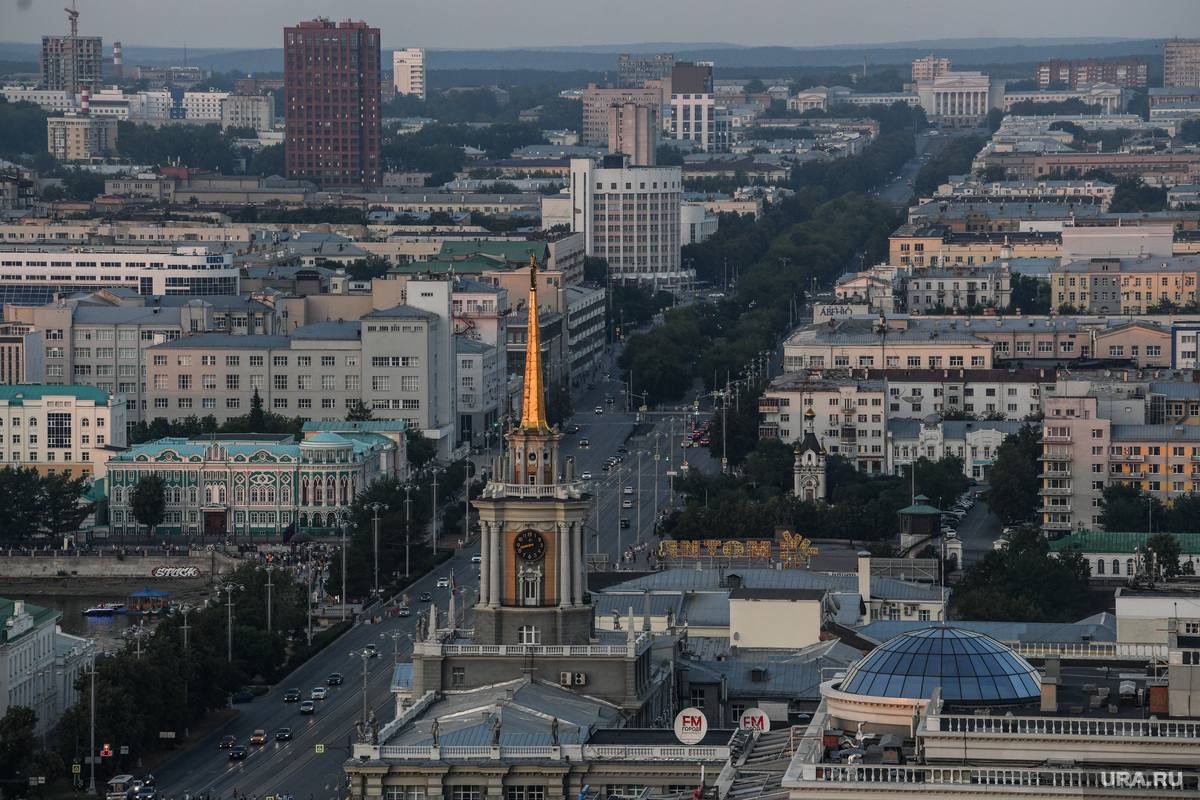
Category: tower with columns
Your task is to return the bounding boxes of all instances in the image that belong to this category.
[471,257,593,646]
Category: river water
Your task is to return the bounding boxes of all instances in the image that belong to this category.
[13,594,145,652]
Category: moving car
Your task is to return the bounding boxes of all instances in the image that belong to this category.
[436,576,450,588]
[419,591,433,602]
[363,644,379,658]
[327,673,344,686]
[594,406,604,415]
[397,605,412,616]
[470,554,482,565]
[299,700,316,715]
[581,470,593,480]
[620,518,631,529]
[623,486,634,495]
[218,735,237,749]
[275,728,292,741]
[311,687,327,700]
[249,729,267,745]
[283,688,301,702]
[229,746,248,760]
[622,499,633,509]
[579,438,590,448]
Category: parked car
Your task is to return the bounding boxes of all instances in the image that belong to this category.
[299,700,316,715]
[229,745,248,760]
[620,518,631,529]
[249,729,267,745]
[283,688,301,702]
[218,735,237,749]
[311,687,327,700]
[275,728,292,741]
[231,688,255,704]
[327,673,344,686]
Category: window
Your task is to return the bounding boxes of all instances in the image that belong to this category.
[345,375,360,391]
[506,788,544,800]
[202,374,217,390]
[297,375,312,391]
[153,355,167,366]
[273,398,288,409]
[321,355,335,366]
[154,398,168,409]
[225,355,240,366]
[321,398,336,409]
[226,374,240,390]
[250,355,264,367]
[385,790,427,800]
[178,375,192,390]
[202,398,216,409]
[451,667,466,688]
[518,625,540,645]
[297,356,311,367]
[273,355,288,366]
[321,375,336,391]
[690,687,706,707]
[372,376,390,392]
[227,398,240,409]
[274,374,288,391]
[450,789,482,800]
[201,355,216,366]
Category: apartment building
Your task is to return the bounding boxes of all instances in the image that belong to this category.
[1036,57,1149,89]
[976,150,1200,185]
[565,284,606,386]
[46,114,117,162]
[219,94,273,132]
[906,266,1011,313]
[566,156,686,288]
[106,433,399,539]
[0,384,126,479]
[888,417,1025,480]
[144,290,456,454]
[1093,321,1171,368]
[581,85,662,147]
[1051,255,1200,314]
[889,224,1061,268]
[616,53,674,88]
[0,323,42,385]
[392,48,426,101]
[455,338,500,449]
[1040,393,1113,534]
[911,55,951,82]
[933,176,1117,207]
[1164,38,1200,88]
[5,293,274,422]
[607,102,658,166]
[0,598,93,740]
[757,372,888,473]
[782,318,994,373]
[668,62,728,152]
[40,34,102,93]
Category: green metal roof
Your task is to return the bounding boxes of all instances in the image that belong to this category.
[303,421,408,433]
[0,384,111,405]
[0,597,59,643]
[1048,531,1200,554]
[389,255,509,274]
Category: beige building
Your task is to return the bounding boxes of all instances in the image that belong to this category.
[758,372,889,473]
[391,48,426,100]
[907,265,1011,312]
[606,102,657,166]
[1052,255,1200,314]
[728,587,825,649]
[219,94,273,132]
[0,323,41,386]
[1093,321,1171,367]
[46,114,117,162]
[911,54,951,82]
[580,84,661,147]
[1164,38,1200,88]
[915,71,995,127]
[782,318,994,374]
[0,384,126,479]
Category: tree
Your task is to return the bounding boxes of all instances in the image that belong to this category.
[1180,119,1200,145]
[583,256,609,283]
[1145,532,1182,580]
[1108,178,1168,213]
[346,402,374,422]
[1009,274,1051,314]
[406,430,437,470]
[39,471,91,537]
[129,476,167,537]
[743,78,766,94]
[0,706,38,799]
[984,425,1042,524]
[1100,483,1162,532]
[951,527,1092,622]
[248,388,266,431]
[0,467,44,542]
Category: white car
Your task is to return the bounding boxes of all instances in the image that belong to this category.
[581,471,593,480]
[622,499,633,509]
[470,554,482,565]
[436,576,450,588]
[623,486,634,495]
[311,687,327,700]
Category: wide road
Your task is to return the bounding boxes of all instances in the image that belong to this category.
[155,363,715,799]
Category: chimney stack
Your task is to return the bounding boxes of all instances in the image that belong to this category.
[80,85,90,116]
[113,41,123,81]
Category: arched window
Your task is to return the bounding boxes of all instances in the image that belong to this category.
[1096,559,1105,575]
[189,487,198,504]
[281,486,291,504]
[205,486,213,504]
[1126,558,1135,575]
[266,487,275,504]
[339,476,349,505]
[235,487,246,504]
[218,486,226,504]
[1112,558,1121,575]
[326,476,336,506]
[314,478,323,505]
[112,486,123,504]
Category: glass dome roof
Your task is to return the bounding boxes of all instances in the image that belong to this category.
[839,626,1041,704]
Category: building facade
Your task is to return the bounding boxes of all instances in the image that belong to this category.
[1,598,93,739]
[0,384,126,479]
[219,94,273,132]
[567,156,685,288]
[915,71,994,127]
[46,114,117,162]
[617,53,675,88]
[607,102,657,166]
[284,19,382,188]
[106,433,399,538]
[41,34,102,93]
[391,48,426,100]
[912,55,951,82]
[581,85,661,147]
[1035,57,1148,89]
[1164,38,1200,88]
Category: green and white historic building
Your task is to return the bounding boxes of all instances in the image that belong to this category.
[106,431,400,539]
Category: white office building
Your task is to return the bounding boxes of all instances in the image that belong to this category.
[392,48,426,101]
[567,156,688,289]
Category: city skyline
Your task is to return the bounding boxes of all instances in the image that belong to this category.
[3,0,1198,50]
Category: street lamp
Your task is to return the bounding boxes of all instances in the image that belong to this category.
[380,630,414,664]
[85,654,97,796]
[217,582,244,663]
[257,564,274,634]
[403,484,414,578]
[337,510,351,622]
[366,502,388,597]
[431,468,443,554]
[353,647,373,729]
[180,604,192,737]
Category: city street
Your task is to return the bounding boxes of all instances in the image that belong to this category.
[153,368,714,798]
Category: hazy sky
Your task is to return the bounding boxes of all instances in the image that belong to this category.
[5,0,1198,49]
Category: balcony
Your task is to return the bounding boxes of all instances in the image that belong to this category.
[1038,486,1072,496]
[758,400,780,413]
[1039,447,1073,461]
[1039,505,1073,515]
[1113,453,1145,462]
[1043,519,1073,531]
[1040,467,1072,478]
[792,764,1200,793]
[1043,433,1072,443]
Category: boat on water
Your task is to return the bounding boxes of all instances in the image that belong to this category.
[83,603,126,617]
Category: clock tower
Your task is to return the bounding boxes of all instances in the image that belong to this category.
[472,257,592,646]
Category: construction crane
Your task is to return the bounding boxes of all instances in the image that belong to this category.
[65,0,79,38]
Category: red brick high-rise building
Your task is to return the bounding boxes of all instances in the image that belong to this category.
[284,19,382,188]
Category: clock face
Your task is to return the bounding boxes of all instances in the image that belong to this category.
[514,529,546,562]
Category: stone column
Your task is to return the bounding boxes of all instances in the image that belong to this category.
[558,522,572,605]
[489,519,502,606]
[479,521,491,606]
[574,522,586,605]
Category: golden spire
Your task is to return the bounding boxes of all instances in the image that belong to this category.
[519,254,549,432]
